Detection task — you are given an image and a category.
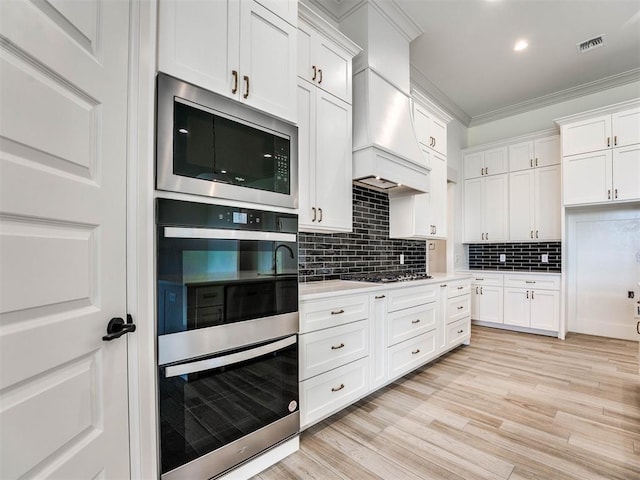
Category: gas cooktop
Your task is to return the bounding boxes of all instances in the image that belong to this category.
[342,272,433,283]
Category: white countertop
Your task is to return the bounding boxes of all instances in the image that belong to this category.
[458,270,561,277]
[299,272,472,301]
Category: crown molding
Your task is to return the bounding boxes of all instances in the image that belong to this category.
[554,98,640,126]
[468,68,640,127]
[410,65,471,126]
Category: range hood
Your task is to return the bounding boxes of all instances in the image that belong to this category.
[340,1,428,193]
[352,69,429,193]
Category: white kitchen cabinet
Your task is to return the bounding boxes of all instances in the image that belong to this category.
[470,274,504,324]
[369,292,388,390]
[297,11,356,103]
[561,107,640,157]
[563,146,640,205]
[503,274,560,332]
[464,174,509,242]
[158,0,297,122]
[298,81,353,232]
[413,101,448,156]
[508,135,560,172]
[509,165,561,241]
[463,147,508,179]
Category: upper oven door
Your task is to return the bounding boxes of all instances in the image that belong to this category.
[156,73,298,209]
[157,199,299,364]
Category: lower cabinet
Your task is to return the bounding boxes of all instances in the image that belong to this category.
[470,273,504,324]
[299,277,472,429]
[503,273,560,331]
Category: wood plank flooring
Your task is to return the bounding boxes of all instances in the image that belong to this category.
[254,326,640,480]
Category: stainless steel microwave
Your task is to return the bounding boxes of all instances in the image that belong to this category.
[156,73,298,209]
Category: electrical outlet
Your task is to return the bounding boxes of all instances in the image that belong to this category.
[400,254,404,265]
[541,254,549,263]
[499,254,506,263]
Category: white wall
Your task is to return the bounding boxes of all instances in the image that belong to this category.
[467,80,640,146]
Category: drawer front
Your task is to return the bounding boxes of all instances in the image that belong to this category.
[387,330,437,380]
[191,285,224,307]
[447,317,470,348]
[470,273,503,287]
[447,281,471,299]
[386,284,439,313]
[300,357,369,428]
[299,320,369,380]
[504,274,560,290]
[300,294,369,333]
[387,303,437,347]
[447,295,470,323]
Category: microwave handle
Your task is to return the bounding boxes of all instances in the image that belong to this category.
[165,334,296,378]
[164,227,296,243]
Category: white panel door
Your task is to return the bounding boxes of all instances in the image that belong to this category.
[428,152,447,238]
[509,170,535,241]
[563,150,611,205]
[508,141,534,172]
[430,116,447,156]
[463,151,484,179]
[297,81,316,229]
[315,34,352,103]
[413,103,431,148]
[561,114,611,156]
[483,147,508,176]
[463,178,484,242]
[612,145,640,201]
[478,286,504,324]
[503,288,530,327]
[530,289,559,331]
[612,107,640,148]
[483,174,509,242]
[535,165,561,240]
[534,135,560,167]
[0,1,130,479]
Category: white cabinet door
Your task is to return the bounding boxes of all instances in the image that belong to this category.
[562,114,611,156]
[478,285,504,324]
[315,36,353,103]
[509,170,535,241]
[612,145,640,201]
[428,152,447,237]
[255,0,297,25]
[483,174,509,242]
[370,293,388,390]
[530,289,559,331]
[0,0,131,477]
[508,141,534,172]
[463,151,484,179]
[464,178,484,242]
[158,0,239,100]
[430,116,447,156]
[413,103,431,148]
[297,81,316,228]
[534,135,560,167]
[240,1,297,122]
[535,165,561,240]
[563,150,612,205]
[484,147,509,176]
[503,288,530,327]
[314,90,352,232]
[612,107,640,148]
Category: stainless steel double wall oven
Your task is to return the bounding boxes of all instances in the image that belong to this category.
[155,73,300,479]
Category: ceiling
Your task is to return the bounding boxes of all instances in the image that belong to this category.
[307,0,640,126]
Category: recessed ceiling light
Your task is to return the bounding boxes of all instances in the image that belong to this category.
[514,40,529,52]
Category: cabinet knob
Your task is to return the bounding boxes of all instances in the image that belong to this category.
[457,329,464,334]
[457,306,464,310]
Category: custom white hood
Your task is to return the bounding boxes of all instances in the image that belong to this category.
[340,1,428,193]
[352,68,428,192]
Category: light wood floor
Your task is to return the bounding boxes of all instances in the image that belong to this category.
[255,326,640,480]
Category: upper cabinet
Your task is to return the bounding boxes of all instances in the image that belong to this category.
[297,4,361,233]
[463,147,508,179]
[508,136,560,172]
[158,0,297,123]
[557,102,640,206]
[413,101,447,156]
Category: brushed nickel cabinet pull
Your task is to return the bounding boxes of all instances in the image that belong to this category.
[331,309,345,315]
[530,159,533,168]
[318,68,323,84]
[530,230,534,239]
[535,157,538,167]
[486,232,489,240]
[607,136,610,147]
[615,188,618,199]
[231,70,238,94]
[312,207,316,222]
[485,167,489,175]
[475,286,479,294]
[457,306,464,310]
[457,286,464,289]
[411,349,420,355]
[331,342,345,350]
[440,284,448,288]
[457,329,464,334]
[375,294,386,299]
[318,208,323,222]
[411,319,421,324]
[480,287,483,294]
[526,290,529,299]
[608,189,611,200]
[535,230,539,239]
[243,75,249,99]
[331,383,345,392]
[531,291,535,300]
[312,65,317,81]
[614,135,617,146]
[481,232,485,240]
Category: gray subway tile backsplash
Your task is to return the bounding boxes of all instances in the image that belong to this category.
[298,185,426,282]
[468,242,561,272]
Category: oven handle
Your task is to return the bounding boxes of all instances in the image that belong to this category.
[164,335,296,378]
[164,227,296,243]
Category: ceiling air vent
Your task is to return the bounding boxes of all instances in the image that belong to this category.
[577,35,605,53]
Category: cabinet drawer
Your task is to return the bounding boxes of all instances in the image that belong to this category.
[300,357,369,428]
[387,330,437,380]
[299,320,369,380]
[300,294,369,333]
[470,273,503,287]
[446,281,471,298]
[386,284,439,313]
[447,296,470,323]
[447,317,470,348]
[387,303,437,347]
[503,274,560,290]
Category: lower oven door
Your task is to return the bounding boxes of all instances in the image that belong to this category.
[159,334,299,480]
